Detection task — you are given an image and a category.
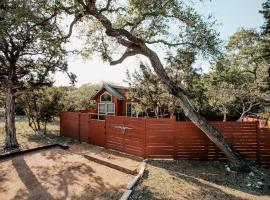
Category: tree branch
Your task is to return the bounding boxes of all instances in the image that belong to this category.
[84,0,144,44]
[99,0,112,13]
[110,49,139,65]
[13,90,27,97]
[146,39,201,48]
[62,14,84,41]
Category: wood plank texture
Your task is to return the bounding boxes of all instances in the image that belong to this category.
[60,112,270,165]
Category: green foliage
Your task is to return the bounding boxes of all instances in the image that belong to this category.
[127,27,270,120]
[0,0,75,94]
[206,28,270,120]
[126,54,210,119]
[166,49,210,113]
[62,83,100,111]
[260,0,270,85]
[126,64,168,117]
[0,0,76,147]
[18,87,65,134]
[15,83,100,133]
[261,0,270,35]
[78,0,221,62]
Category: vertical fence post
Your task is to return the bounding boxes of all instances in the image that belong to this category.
[173,119,177,160]
[88,113,91,144]
[104,115,107,148]
[78,112,81,142]
[204,133,209,160]
[143,118,147,158]
[256,121,260,164]
[59,112,62,136]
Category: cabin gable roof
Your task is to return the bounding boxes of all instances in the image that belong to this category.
[91,84,126,100]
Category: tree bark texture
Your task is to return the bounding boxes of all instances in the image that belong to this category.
[4,83,19,151]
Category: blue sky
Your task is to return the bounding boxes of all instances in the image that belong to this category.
[195,0,264,41]
[55,0,265,87]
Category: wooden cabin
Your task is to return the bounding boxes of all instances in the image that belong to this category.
[91,84,138,119]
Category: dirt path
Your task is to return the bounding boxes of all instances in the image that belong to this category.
[0,146,136,200]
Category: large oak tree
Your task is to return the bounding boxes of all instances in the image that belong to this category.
[69,0,250,170]
[0,0,75,151]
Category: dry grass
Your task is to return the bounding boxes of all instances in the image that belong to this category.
[130,160,270,200]
[0,116,74,153]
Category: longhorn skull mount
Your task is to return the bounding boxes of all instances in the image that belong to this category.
[114,125,133,134]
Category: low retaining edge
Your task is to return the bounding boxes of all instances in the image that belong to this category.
[83,154,138,175]
[119,159,147,200]
[0,144,69,160]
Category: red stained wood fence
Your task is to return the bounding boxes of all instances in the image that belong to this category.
[60,112,270,165]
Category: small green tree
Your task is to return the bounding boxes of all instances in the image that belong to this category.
[206,28,270,121]
[126,64,169,118]
[225,29,269,119]
[166,49,210,117]
[127,50,210,119]
[206,78,235,121]
[63,83,100,111]
[19,87,65,134]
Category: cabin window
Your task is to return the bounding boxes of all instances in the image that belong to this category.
[100,92,112,102]
[107,103,115,115]
[98,102,115,120]
[126,103,137,117]
[98,103,106,120]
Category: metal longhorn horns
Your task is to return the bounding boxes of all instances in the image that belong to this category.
[114,125,133,134]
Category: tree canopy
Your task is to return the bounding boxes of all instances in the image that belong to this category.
[0,0,75,94]
[0,0,75,150]
[126,28,270,122]
[65,0,252,169]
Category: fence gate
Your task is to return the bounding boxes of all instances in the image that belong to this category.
[88,119,106,147]
[105,116,146,157]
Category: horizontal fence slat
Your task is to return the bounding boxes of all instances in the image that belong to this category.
[60,113,270,165]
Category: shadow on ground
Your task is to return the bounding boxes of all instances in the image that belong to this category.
[12,157,55,200]
[3,150,127,200]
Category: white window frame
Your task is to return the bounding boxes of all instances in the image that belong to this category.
[98,102,115,120]
[98,103,106,114]
[98,103,106,120]
[106,103,115,116]
[126,102,137,117]
[100,91,112,102]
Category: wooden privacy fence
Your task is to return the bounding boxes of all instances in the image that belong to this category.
[60,112,270,165]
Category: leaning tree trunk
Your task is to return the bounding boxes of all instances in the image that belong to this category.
[144,47,249,170]
[85,1,249,171]
[4,85,19,151]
